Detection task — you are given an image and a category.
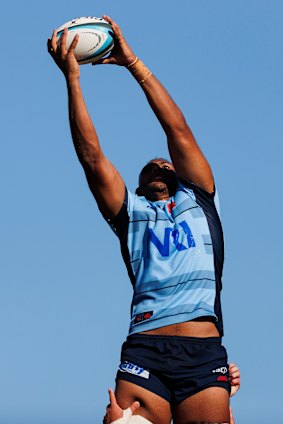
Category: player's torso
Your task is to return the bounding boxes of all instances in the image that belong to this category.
[123,182,224,335]
[128,190,214,292]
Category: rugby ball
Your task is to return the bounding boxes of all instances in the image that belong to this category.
[56,16,114,65]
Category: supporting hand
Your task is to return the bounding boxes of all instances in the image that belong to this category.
[229,363,241,397]
[103,388,140,424]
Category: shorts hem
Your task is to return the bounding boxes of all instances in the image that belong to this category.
[116,373,171,403]
[175,382,231,405]
[127,333,222,344]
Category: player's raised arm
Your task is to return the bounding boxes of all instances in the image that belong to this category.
[47,28,125,219]
[140,72,215,193]
[96,16,214,193]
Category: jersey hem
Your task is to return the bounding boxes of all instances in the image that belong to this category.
[128,310,217,335]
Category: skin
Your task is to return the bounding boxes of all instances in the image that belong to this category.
[48,15,229,424]
[229,363,241,424]
[136,159,178,200]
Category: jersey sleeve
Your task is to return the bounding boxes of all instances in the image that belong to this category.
[213,188,221,216]
[179,179,221,218]
[107,187,135,239]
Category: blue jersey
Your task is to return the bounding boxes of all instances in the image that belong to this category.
[109,180,224,336]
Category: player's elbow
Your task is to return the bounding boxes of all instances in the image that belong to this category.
[165,113,189,136]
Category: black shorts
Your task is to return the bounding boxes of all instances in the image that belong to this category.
[116,334,230,405]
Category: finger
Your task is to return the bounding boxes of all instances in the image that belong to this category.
[231,377,240,386]
[230,367,240,377]
[231,370,240,379]
[68,33,79,53]
[108,388,118,407]
[229,363,239,371]
[47,38,53,54]
[60,27,68,56]
[230,371,240,379]
[102,15,112,24]
[230,379,240,390]
[229,367,239,377]
[102,15,122,39]
[50,29,58,52]
[231,379,240,388]
[130,400,140,414]
[92,57,112,65]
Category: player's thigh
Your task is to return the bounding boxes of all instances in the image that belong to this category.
[173,387,230,424]
[115,379,172,424]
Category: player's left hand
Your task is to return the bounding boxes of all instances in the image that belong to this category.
[229,363,241,397]
[103,388,140,424]
[92,15,136,67]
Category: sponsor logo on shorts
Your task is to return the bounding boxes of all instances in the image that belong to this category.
[119,361,149,379]
[212,366,228,374]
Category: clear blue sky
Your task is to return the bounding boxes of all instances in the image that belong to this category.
[1,1,282,423]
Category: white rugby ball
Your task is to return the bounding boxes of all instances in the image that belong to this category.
[56,16,114,65]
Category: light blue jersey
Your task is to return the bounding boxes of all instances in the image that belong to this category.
[110,180,224,336]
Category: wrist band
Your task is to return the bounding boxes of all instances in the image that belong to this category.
[128,58,153,84]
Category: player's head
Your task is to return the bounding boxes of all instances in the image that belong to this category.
[136,158,178,200]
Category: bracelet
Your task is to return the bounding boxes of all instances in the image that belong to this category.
[139,72,153,84]
[127,56,138,68]
[128,58,153,84]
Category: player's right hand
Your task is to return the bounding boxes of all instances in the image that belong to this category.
[92,16,136,67]
[47,28,80,81]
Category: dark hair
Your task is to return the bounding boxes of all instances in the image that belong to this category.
[147,157,171,164]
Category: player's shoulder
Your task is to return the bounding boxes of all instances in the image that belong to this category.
[178,179,221,215]
[127,189,152,212]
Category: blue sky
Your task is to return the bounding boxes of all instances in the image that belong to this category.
[1,1,282,423]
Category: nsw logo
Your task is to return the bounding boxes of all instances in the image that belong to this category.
[148,220,195,257]
[119,361,149,379]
